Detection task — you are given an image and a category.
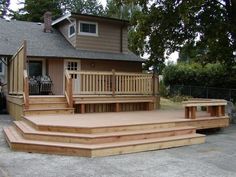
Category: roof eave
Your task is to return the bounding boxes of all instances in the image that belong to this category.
[52,13,71,26]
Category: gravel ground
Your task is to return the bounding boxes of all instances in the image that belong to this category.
[0,114,236,177]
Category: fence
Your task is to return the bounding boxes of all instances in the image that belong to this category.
[169,85,236,102]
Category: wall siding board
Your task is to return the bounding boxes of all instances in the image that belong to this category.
[76,19,128,53]
[58,21,76,47]
[81,59,142,72]
[47,59,64,95]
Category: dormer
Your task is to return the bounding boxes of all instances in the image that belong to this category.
[52,13,129,54]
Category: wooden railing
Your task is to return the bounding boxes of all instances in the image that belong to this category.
[65,70,73,107]
[67,70,154,95]
[23,70,29,109]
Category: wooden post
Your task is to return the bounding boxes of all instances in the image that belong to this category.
[185,107,190,118]
[112,69,116,97]
[23,40,27,69]
[152,71,160,109]
[115,103,120,112]
[221,105,225,116]
[190,107,196,119]
[81,104,85,113]
[23,70,29,109]
[68,76,73,108]
[210,106,216,116]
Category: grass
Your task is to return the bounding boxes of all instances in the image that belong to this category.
[160,97,183,110]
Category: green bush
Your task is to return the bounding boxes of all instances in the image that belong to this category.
[159,80,169,97]
[163,62,232,88]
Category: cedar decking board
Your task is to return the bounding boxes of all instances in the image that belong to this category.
[3,110,229,157]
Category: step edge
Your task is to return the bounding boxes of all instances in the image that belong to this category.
[14,121,196,139]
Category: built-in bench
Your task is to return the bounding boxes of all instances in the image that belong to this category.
[182,99,227,119]
[74,96,155,113]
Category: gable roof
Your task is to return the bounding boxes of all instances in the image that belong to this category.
[52,13,129,26]
[0,18,144,62]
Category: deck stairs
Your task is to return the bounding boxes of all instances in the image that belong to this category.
[4,115,205,157]
[24,95,74,115]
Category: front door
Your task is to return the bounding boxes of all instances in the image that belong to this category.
[65,60,81,94]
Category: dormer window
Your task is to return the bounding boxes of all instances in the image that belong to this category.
[68,23,76,38]
[79,21,98,36]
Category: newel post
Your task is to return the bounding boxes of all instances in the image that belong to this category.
[112,69,116,97]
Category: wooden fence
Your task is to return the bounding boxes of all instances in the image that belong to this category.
[67,70,155,95]
[8,41,27,95]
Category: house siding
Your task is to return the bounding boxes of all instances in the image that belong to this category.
[58,21,76,47]
[81,59,142,72]
[76,18,128,53]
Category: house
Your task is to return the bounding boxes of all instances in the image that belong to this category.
[1,13,230,158]
[0,12,160,119]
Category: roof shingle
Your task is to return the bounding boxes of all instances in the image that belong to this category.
[0,18,144,62]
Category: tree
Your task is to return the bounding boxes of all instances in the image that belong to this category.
[13,0,61,22]
[105,0,139,20]
[117,0,236,72]
[0,0,10,18]
[11,0,105,21]
[105,0,142,63]
[60,0,105,15]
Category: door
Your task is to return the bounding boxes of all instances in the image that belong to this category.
[65,60,81,94]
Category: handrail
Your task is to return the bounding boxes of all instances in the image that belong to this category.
[23,70,29,109]
[68,70,154,95]
[65,70,73,108]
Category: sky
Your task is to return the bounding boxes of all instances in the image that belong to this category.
[9,0,107,10]
[8,0,178,63]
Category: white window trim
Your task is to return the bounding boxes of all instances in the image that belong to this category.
[78,21,98,37]
[0,61,4,75]
[68,23,76,38]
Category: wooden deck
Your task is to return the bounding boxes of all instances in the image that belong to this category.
[3,110,229,157]
[23,110,229,130]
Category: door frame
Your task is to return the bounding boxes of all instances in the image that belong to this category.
[63,59,81,93]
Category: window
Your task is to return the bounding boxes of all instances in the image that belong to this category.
[66,61,80,79]
[0,61,4,75]
[29,61,43,77]
[79,21,98,36]
[68,23,76,38]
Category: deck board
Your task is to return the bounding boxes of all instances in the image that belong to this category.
[24,110,229,130]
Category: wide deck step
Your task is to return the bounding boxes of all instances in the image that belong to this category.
[29,95,66,103]
[22,116,179,133]
[28,102,69,109]
[4,126,205,157]
[24,108,74,115]
[14,121,196,144]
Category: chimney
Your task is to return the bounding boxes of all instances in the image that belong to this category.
[44,11,52,33]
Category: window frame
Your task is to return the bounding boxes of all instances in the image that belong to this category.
[78,21,98,37]
[68,23,76,38]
